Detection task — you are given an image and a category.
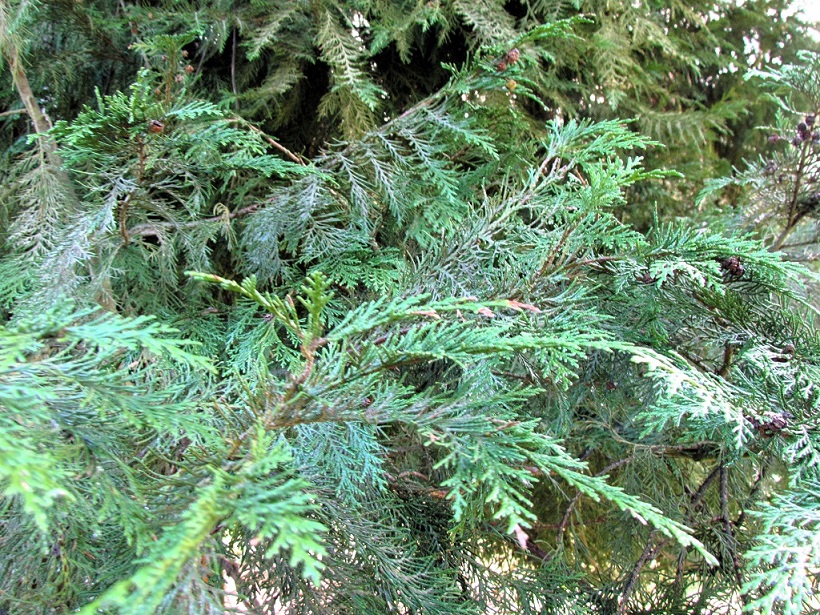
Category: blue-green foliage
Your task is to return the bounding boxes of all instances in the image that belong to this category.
[1,3,819,614]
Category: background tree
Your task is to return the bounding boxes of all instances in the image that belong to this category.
[1,1,819,614]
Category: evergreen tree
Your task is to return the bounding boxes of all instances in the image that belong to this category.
[1,1,819,613]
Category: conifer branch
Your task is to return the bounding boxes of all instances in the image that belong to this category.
[2,5,818,612]
[125,204,260,239]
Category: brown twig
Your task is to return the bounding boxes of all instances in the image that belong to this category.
[490,369,535,384]
[4,51,52,135]
[0,14,81,217]
[720,463,744,588]
[119,194,131,244]
[618,530,662,615]
[735,465,766,530]
[690,464,721,511]
[717,343,735,378]
[780,238,820,249]
[0,13,64,168]
[228,118,307,165]
[773,138,812,250]
[230,20,238,109]
[119,135,149,244]
[395,470,430,482]
[286,336,327,398]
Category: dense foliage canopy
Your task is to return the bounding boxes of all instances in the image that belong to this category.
[1,1,820,613]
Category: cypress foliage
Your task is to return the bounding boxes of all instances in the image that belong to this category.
[1,1,819,613]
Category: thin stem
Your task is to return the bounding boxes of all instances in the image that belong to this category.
[0,108,25,118]
[720,464,744,589]
[772,138,812,250]
[125,203,260,239]
[228,118,307,165]
[717,343,734,378]
[618,530,661,615]
[780,238,820,249]
[690,464,721,511]
[231,23,238,109]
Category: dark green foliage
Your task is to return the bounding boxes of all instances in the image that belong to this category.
[1,1,820,614]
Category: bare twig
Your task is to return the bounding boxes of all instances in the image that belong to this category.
[782,252,820,262]
[773,138,812,250]
[0,8,60,164]
[780,238,820,249]
[690,464,721,511]
[119,194,131,244]
[0,108,25,119]
[230,12,238,109]
[234,119,308,165]
[720,463,744,587]
[618,530,661,615]
[0,8,80,216]
[4,51,52,135]
[717,343,735,378]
